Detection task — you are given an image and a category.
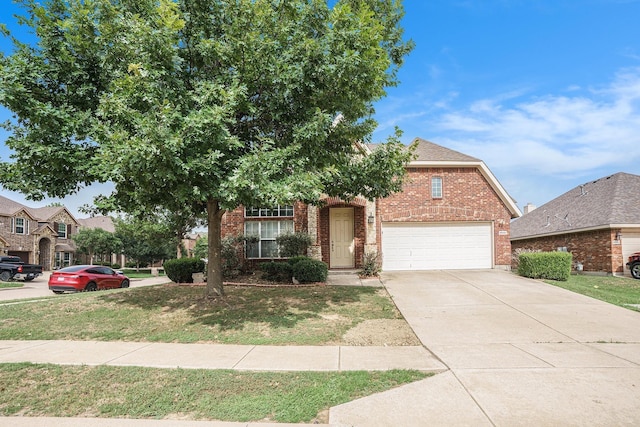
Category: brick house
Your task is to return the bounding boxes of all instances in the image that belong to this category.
[0,195,80,270]
[221,138,521,271]
[511,172,640,277]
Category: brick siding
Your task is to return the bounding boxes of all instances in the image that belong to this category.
[377,167,514,267]
[511,228,623,274]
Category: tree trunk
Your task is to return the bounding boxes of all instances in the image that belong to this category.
[205,199,225,298]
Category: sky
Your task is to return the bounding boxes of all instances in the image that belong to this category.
[1,0,640,218]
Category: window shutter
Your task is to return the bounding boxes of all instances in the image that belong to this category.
[26,220,29,235]
[67,224,71,237]
[10,218,14,234]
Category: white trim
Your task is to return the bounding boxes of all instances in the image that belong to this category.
[511,224,640,241]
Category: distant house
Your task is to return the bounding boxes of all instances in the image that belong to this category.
[511,172,640,277]
[221,138,521,271]
[0,195,80,269]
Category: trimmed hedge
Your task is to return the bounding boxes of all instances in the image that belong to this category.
[518,251,572,281]
[260,261,293,282]
[164,258,205,283]
[292,258,328,283]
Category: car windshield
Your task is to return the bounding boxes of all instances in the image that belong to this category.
[56,266,88,273]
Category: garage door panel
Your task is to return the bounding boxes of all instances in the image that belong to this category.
[382,223,492,271]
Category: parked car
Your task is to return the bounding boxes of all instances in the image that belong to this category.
[0,255,43,282]
[628,252,640,280]
[48,265,130,294]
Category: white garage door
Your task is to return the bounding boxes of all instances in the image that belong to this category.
[381,222,493,271]
[622,231,640,277]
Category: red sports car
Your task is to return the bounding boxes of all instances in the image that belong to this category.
[49,265,130,294]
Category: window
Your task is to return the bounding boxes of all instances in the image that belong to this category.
[431,177,443,199]
[55,252,71,268]
[57,223,67,238]
[13,217,28,235]
[245,220,294,258]
[245,205,294,217]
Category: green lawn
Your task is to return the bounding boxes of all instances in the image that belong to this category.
[0,363,429,423]
[0,283,414,345]
[0,282,23,289]
[545,274,640,310]
[0,283,426,423]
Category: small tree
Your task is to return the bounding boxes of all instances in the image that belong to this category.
[72,228,122,265]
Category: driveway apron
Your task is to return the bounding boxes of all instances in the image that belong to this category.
[330,270,640,426]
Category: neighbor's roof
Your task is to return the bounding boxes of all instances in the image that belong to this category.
[77,216,116,233]
[511,172,640,240]
[0,194,78,223]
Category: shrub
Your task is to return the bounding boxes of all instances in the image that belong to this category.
[360,250,381,277]
[288,255,310,267]
[164,258,205,283]
[292,259,328,283]
[276,232,313,258]
[112,263,121,270]
[260,261,293,282]
[518,251,572,281]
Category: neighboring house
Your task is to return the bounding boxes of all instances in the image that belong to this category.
[76,215,126,267]
[510,172,640,277]
[0,195,80,270]
[221,138,521,271]
[182,232,207,258]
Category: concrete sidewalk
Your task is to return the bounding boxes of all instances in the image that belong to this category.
[0,340,444,373]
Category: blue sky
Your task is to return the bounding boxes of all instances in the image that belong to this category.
[2,0,640,217]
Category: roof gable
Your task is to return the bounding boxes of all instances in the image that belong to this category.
[511,172,640,239]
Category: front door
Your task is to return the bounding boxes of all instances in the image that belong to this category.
[330,208,355,268]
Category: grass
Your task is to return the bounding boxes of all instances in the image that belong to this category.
[0,283,407,345]
[0,282,23,289]
[0,363,429,423]
[545,274,640,310]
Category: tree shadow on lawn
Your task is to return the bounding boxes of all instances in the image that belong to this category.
[99,284,379,332]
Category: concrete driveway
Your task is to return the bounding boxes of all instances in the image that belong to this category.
[330,270,640,426]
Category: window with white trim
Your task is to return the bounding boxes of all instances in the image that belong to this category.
[245,220,294,258]
[57,223,67,239]
[13,217,28,235]
[431,177,443,199]
[245,205,294,217]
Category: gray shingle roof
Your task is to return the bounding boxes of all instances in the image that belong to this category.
[410,137,480,162]
[367,138,481,163]
[511,172,640,239]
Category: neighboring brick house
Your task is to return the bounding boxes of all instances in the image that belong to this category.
[221,138,521,271]
[510,172,640,277]
[0,195,80,270]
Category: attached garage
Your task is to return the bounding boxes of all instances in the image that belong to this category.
[381,222,493,271]
[622,231,640,277]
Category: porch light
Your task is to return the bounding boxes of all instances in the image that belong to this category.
[368,214,374,224]
[616,231,622,241]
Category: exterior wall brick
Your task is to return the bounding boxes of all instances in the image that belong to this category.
[219,168,514,270]
[377,167,513,267]
[511,228,623,274]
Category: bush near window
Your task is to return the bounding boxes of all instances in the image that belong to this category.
[260,261,293,282]
[293,258,328,283]
[164,258,205,283]
[518,252,572,281]
[276,232,313,258]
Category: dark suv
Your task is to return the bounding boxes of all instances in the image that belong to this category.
[628,252,640,280]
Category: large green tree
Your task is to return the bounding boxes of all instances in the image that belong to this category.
[0,0,414,298]
[72,227,122,265]
[114,216,175,268]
